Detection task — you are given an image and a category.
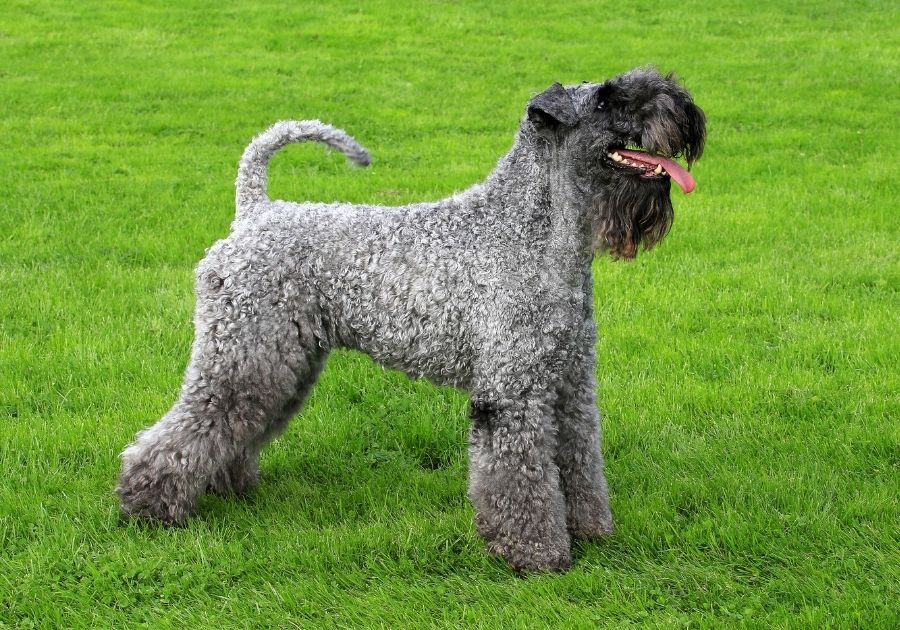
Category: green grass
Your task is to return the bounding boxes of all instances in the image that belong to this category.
[1,0,898,626]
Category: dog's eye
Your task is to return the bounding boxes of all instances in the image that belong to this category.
[597,100,607,111]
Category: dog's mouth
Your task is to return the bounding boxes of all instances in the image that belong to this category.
[605,148,696,194]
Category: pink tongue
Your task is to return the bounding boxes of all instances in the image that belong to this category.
[617,149,696,194]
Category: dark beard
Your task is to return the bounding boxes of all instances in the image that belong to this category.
[591,175,675,259]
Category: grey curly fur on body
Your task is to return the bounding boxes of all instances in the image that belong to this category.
[118,68,706,572]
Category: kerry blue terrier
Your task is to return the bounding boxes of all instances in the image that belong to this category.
[118,68,706,571]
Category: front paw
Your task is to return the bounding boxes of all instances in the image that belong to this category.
[486,536,572,572]
[568,500,614,539]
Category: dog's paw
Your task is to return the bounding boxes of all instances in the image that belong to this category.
[487,537,572,573]
[206,459,259,497]
[117,464,193,526]
[569,505,614,540]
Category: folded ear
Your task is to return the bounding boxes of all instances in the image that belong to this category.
[527,83,577,128]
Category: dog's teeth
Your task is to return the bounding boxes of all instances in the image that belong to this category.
[654,165,663,174]
[610,152,623,162]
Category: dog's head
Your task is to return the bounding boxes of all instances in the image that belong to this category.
[525,68,706,259]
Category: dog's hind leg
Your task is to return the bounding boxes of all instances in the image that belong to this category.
[117,318,325,522]
[206,351,326,497]
[118,258,326,523]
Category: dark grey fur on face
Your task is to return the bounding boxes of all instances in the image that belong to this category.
[118,68,706,572]
[526,68,705,258]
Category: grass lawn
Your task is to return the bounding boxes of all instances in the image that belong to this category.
[1,0,897,626]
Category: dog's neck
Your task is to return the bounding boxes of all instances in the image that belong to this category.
[480,130,595,274]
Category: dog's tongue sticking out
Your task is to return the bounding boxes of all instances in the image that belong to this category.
[618,149,697,194]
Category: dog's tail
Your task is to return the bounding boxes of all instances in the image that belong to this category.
[235,119,371,219]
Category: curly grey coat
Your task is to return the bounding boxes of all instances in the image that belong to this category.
[118,68,706,572]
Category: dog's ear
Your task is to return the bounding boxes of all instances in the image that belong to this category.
[527,83,577,129]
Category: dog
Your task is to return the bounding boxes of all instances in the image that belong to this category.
[118,68,706,571]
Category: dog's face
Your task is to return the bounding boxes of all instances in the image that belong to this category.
[526,68,706,258]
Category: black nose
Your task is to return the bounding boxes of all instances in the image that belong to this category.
[682,101,706,165]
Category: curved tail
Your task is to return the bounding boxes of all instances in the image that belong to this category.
[235,119,371,219]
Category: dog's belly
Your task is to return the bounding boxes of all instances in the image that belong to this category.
[324,267,476,388]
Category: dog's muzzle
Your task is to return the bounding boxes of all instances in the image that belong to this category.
[606,148,696,193]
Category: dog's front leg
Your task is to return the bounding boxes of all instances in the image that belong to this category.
[554,345,614,539]
[467,390,571,572]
